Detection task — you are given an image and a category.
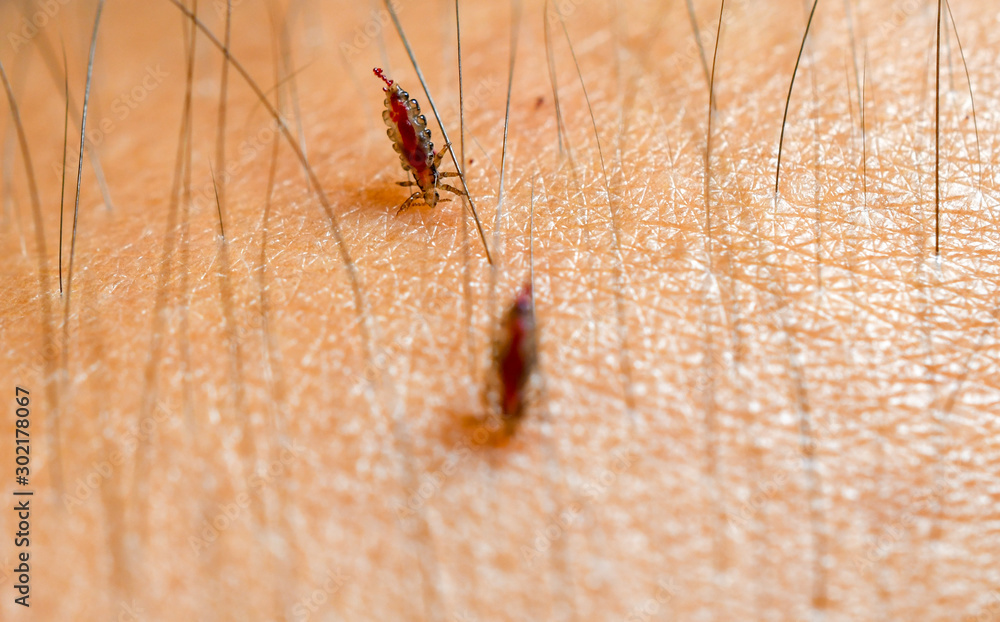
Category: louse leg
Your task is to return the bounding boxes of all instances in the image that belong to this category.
[439,183,467,198]
[438,171,461,178]
[397,191,422,213]
[432,142,452,168]
[396,180,418,187]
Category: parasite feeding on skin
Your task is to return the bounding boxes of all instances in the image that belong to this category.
[373,67,466,212]
[493,282,537,435]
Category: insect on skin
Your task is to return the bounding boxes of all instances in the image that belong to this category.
[373,67,466,212]
[493,282,537,434]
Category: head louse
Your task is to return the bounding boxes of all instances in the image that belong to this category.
[495,282,537,426]
[373,66,459,210]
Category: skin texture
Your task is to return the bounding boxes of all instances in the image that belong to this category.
[1,0,999,620]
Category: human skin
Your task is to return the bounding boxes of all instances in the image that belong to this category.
[1,0,999,620]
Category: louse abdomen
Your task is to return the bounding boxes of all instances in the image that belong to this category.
[497,284,536,421]
[383,86,434,178]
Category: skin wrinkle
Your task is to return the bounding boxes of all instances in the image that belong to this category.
[1,0,1000,620]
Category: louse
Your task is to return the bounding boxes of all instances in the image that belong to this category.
[493,282,537,434]
[373,67,466,212]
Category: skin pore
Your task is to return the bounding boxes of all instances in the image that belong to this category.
[1,0,999,619]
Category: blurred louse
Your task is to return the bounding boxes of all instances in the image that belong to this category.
[373,67,466,212]
[492,282,537,436]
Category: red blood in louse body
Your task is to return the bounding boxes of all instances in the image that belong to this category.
[373,67,438,200]
[497,283,536,419]
[386,89,431,177]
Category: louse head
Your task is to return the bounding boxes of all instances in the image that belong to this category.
[423,188,441,208]
[373,67,393,92]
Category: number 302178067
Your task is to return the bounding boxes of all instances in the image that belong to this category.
[15,387,29,483]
